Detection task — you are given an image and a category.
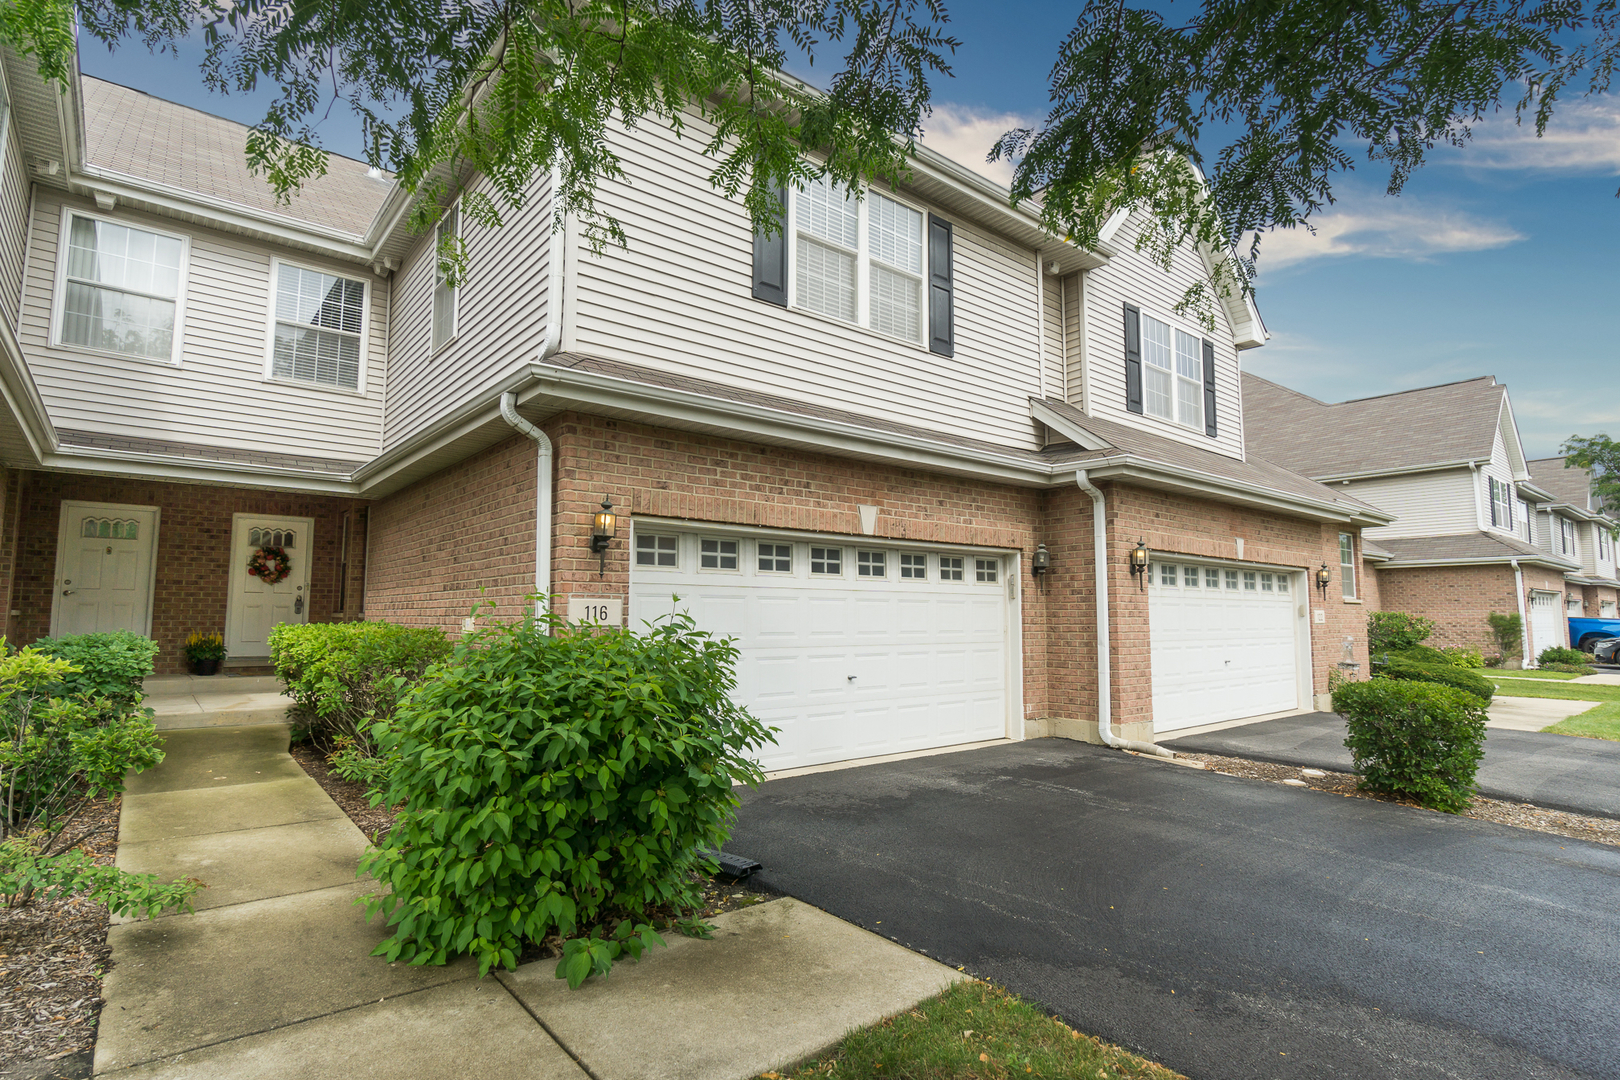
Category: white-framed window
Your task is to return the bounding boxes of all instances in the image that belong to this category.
[1160,563,1177,586]
[1261,572,1274,592]
[1339,532,1357,599]
[1489,477,1512,531]
[939,555,965,581]
[810,546,842,575]
[635,533,678,567]
[1276,573,1290,595]
[1183,565,1200,587]
[790,177,926,344]
[699,538,739,570]
[758,542,791,573]
[54,211,189,364]
[1204,567,1220,589]
[975,558,999,583]
[1243,571,1257,591]
[1559,517,1577,556]
[1140,312,1204,431]
[1567,595,1584,616]
[900,553,927,579]
[1224,570,1238,590]
[266,260,368,391]
[857,550,887,578]
[431,204,458,352]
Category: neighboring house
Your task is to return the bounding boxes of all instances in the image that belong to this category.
[1524,456,1620,635]
[0,46,1391,772]
[1243,373,1607,664]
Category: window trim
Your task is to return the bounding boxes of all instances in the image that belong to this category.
[1339,532,1357,600]
[431,202,460,355]
[784,180,931,349]
[51,208,192,367]
[261,257,371,395]
[634,532,681,570]
[1132,303,1210,434]
[698,536,741,573]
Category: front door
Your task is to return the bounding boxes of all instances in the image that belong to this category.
[225,514,314,659]
[51,501,160,636]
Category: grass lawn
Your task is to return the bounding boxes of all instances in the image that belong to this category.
[775,980,1183,1080]
[1482,674,1620,741]
[1485,670,1582,681]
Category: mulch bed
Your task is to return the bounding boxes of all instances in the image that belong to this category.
[0,797,121,1080]
[1176,752,1620,847]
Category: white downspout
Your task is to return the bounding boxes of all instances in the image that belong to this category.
[501,393,552,617]
[1511,559,1530,668]
[1074,470,1177,759]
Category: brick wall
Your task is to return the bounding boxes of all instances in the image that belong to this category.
[1575,583,1619,619]
[1374,564,1522,658]
[10,471,366,673]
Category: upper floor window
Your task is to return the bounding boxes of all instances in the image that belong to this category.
[56,212,188,363]
[267,261,367,391]
[792,177,925,344]
[1123,304,1215,437]
[1600,527,1611,561]
[1339,532,1357,600]
[1559,517,1576,556]
[1488,477,1513,531]
[432,205,458,352]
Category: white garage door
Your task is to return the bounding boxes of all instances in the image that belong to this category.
[1148,560,1304,732]
[629,526,1013,771]
[1529,590,1563,662]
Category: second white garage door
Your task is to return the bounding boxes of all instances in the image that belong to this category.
[1148,560,1305,732]
[628,525,1014,772]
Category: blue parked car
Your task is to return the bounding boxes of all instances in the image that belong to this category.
[1570,617,1620,653]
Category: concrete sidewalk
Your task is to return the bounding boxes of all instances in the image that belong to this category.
[98,713,960,1078]
[142,675,292,731]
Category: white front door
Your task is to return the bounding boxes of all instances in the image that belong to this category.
[628,525,1015,772]
[1528,590,1562,663]
[225,514,314,659]
[51,501,159,636]
[1148,560,1307,732]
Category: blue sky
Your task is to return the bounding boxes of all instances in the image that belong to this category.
[79,11,1620,459]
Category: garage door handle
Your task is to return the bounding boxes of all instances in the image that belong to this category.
[848,675,857,681]
[62,589,75,596]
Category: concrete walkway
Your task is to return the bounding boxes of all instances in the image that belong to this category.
[143,675,292,731]
[97,695,960,1078]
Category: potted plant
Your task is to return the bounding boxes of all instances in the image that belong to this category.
[183,631,226,676]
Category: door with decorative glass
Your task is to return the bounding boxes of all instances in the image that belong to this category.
[51,502,160,636]
[226,514,314,659]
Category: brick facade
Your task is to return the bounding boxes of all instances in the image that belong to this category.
[1374,564,1539,662]
[366,412,1374,737]
[7,472,367,673]
[1574,583,1619,620]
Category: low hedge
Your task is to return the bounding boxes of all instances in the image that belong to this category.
[1537,647,1591,669]
[1333,678,1489,812]
[269,621,451,749]
[1379,657,1494,703]
[31,631,158,711]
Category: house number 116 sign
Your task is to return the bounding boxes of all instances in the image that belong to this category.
[566,597,623,626]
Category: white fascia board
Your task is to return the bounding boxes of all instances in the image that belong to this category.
[523,364,1054,486]
[42,445,360,494]
[74,168,377,265]
[352,396,515,495]
[0,317,56,464]
[1311,459,1487,483]
[1384,553,1581,572]
[1497,392,1530,479]
[1361,551,1394,563]
[1078,457,1389,526]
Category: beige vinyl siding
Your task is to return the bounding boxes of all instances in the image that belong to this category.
[567,115,1045,451]
[1041,272,1063,403]
[1081,213,1244,460]
[1349,468,1479,540]
[0,113,29,328]
[1478,426,1522,536]
[20,192,385,459]
[1062,275,1083,411]
[383,170,551,450]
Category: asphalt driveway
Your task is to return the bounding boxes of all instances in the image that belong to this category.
[731,739,1620,1080]
[1163,712,1620,819]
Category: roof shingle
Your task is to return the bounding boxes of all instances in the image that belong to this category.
[1527,456,1594,510]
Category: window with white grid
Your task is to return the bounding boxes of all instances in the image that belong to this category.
[792,178,925,343]
[810,547,842,575]
[700,538,739,570]
[269,262,366,390]
[975,558,999,583]
[857,550,887,578]
[1140,312,1203,430]
[635,534,678,567]
[58,213,187,362]
[939,556,964,581]
[758,543,791,573]
[900,553,927,579]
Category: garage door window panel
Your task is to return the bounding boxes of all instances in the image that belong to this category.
[700,538,740,571]
[976,559,999,583]
[900,553,927,579]
[811,547,843,575]
[636,534,679,568]
[940,556,964,581]
[1160,563,1177,586]
[1205,567,1220,589]
[758,543,792,573]
[1183,565,1200,587]
[857,551,887,578]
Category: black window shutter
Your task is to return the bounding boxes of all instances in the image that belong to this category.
[928,214,954,356]
[1202,338,1217,437]
[1489,477,1498,526]
[751,186,788,306]
[1123,304,1143,414]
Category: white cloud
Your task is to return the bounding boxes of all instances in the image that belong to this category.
[1255,196,1524,272]
[1461,98,1620,174]
[917,104,1032,188]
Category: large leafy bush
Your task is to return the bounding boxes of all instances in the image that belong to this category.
[1537,646,1590,669]
[1379,657,1494,703]
[1334,679,1488,813]
[32,631,159,713]
[0,639,199,915]
[1487,612,1523,662]
[270,621,450,752]
[360,610,774,982]
[1367,612,1436,654]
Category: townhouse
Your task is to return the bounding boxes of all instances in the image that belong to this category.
[0,47,1392,771]
[1244,374,1617,663]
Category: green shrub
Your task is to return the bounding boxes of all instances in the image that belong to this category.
[0,639,201,916]
[1539,661,1594,675]
[1487,612,1523,660]
[360,610,775,982]
[1333,678,1489,812]
[1437,645,1485,668]
[1379,658,1494,703]
[31,631,158,711]
[1537,647,1590,669]
[1368,612,1436,653]
[269,621,451,752]
[1384,644,1455,667]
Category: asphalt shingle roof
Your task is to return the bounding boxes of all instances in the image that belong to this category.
[1241,373,1506,478]
[1375,531,1577,569]
[82,77,393,237]
[1527,456,1594,510]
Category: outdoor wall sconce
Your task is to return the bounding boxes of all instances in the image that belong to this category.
[1316,563,1332,597]
[1129,539,1150,590]
[591,497,617,576]
[1032,543,1051,577]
